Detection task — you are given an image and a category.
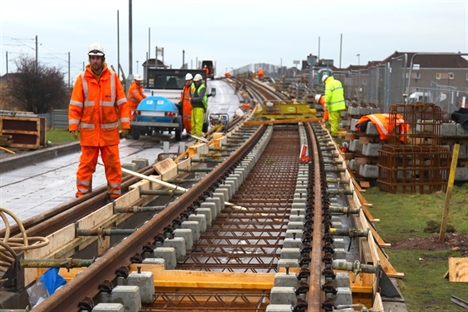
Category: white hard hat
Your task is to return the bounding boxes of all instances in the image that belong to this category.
[193,74,203,82]
[88,42,105,56]
[322,75,329,83]
[185,73,193,80]
[315,94,322,102]
[134,73,143,81]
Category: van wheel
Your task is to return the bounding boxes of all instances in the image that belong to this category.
[131,127,140,140]
[175,117,183,141]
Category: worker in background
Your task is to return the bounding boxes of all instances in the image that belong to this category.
[322,75,346,138]
[69,42,129,202]
[203,65,210,78]
[257,68,264,80]
[190,73,208,138]
[315,94,328,122]
[179,73,193,135]
[127,73,146,112]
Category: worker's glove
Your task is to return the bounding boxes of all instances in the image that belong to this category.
[121,129,129,138]
[71,130,79,139]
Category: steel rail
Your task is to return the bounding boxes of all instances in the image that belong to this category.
[35,125,267,312]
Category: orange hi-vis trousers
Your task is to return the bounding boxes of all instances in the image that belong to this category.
[76,145,122,199]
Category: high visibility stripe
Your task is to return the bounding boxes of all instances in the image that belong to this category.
[82,73,89,97]
[84,101,95,107]
[80,123,95,129]
[77,179,91,186]
[108,182,120,188]
[116,98,126,105]
[102,122,118,129]
[77,187,91,193]
[70,119,80,125]
[120,117,130,123]
[368,115,388,136]
[70,100,83,107]
[101,101,114,107]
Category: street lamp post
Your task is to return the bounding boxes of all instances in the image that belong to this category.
[136,60,139,74]
[356,54,361,101]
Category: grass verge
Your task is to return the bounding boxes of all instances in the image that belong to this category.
[364,185,468,312]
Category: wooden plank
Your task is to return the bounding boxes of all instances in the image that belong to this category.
[24,224,76,285]
[376,246,405,278]
[153,158,177,176]
[448,257,468,282]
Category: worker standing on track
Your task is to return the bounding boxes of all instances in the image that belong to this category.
[127,73,146,112]
[69,42,130,201]
[190,73,208,138]
[179,73,194,135]
[322,75,346,138]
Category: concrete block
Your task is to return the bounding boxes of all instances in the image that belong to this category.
[188,214,207,233]
[142,258,165,265]
[266,304,294,312]
[127,271,155,304]
[163,237,186,262]
[452,144,467,159]
[212,192,226,211]
[333,238,346,249]
[287,222,304,230]
[206,194,222,213]
[441,122,457,136]
[200,202,217,219]
[195,208,212,226]
[274,273,299,288]
[288,215,305,223]
[280,248,301,260]
[334,272,350,288]
[285,230,303,240]
[348,107,360,116]
[277,259,300,269]
[174,228,193,251]
[362,143,381,156]
[333,248,347,260]
[121,163,137,176]
[92,303,125,312]
[153,247,177,269]
[181,221,200,242]
[270,287,297,306]
[290,204,306,212]
[335,287,353,306]
[99,285,141,312]
[456,123,468,136]
[359,107,370,115]
[359,164,379,178]
[349,139,362,152]
[131,158,149,171]
[455,167,468,181]
[282,238,303,249]
[365,122,379,135]
[226,177,239,192]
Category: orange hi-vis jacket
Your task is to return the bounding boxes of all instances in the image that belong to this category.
[180,82,193,133]
[355,113,409,142]
[257,68,264,79]
[69,63,129,146]
[127,80,146,111]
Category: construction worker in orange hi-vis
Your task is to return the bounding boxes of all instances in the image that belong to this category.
[257,68,264,80]
[127,73,146,112]
[179,73,194,135]
[203,65,209,77]
[69,42,130,202]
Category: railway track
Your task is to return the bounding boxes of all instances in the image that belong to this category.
[0,80,403,311]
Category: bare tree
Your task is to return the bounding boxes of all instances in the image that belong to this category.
[7,56,70,113]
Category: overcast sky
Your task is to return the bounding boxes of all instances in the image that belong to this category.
[1,0,467,83]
